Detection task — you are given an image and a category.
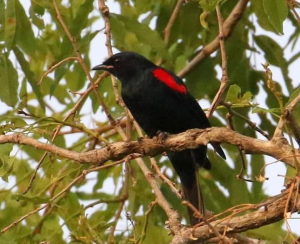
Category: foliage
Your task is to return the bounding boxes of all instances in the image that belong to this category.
[0,0,299,243]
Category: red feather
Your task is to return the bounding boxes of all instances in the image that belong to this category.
[153,68,187,94]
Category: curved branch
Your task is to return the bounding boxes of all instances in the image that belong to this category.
[0,127,298,168]
[171,181,300,243]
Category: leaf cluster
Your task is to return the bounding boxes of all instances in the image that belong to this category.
[0,0,299,243]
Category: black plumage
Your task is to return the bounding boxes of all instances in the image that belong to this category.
[92,52,225,224]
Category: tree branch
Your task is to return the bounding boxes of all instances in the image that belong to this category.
[283,93,300,146]
[178,0,249,78]
[207,4,229,118]
[164,0,185,44]
[171,181,300,243]
[1,127,299,168]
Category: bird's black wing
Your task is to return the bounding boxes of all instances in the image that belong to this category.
[167,71,226,160]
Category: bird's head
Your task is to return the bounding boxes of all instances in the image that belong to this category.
[92,52,156,82]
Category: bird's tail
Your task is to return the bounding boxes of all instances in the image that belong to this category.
[181,168,204,225]
[167,150,205,225]
[211,142,226,160]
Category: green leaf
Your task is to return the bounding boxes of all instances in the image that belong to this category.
[110,13,166,57]
[240,91,253,103]
[69,0,93,37]
[0,144,12,155]
[263,0,288,34]
[0,146,14,182]
[11,194,50,204]
[249,155,265,200]
[29,3,45,30]
[186,57,219,99]
[15,0,36,56]
[10,117,27,127]
[13,46,45,112]
[286,87,300,123]
[31,0,55,11]
[57,192,81,230]
[4,0,16,51]
[0,143,14,182]
[71,0,86,17]
[0,0,5,27]
[225,84,241,103]
[254,35,286,67]
[40,215,64,243]
[252,107,281,115]
[199,0,219,11]
[135,214,172,244]
[248,221,290,242]
[286,87,300,106]
[251,0,277,33]
[199,11,209,29]
[0,159,13,182]
[0,54,18,107]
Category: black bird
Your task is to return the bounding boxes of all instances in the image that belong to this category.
[92,52,225,224]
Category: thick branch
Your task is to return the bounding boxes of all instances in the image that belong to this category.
[171,183,300,243]
[0,127,299,168]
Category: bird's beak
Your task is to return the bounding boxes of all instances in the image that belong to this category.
[92,64,114,71]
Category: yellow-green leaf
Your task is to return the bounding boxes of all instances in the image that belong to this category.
[0,54,18,107]
[11,194,50,204]
[225,84,241,103]
[263,0,288,34]
[4,0,16,51]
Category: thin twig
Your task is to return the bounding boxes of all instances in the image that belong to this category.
[23,73,108,194]
[226,111,246,170]
[222,102,271,140]
[137,201,157,244]
[84,197,127,209]
[97,0,124,107]
[164,0,185,44]
[38,57,78,85]
[23,0,118,194]
[53,0,117,127]
[135,157,181,233]
[156,0,185,66]
[178,0,249,78]
[272,92,300,174]
[1,171,83,234]
[207,4,229,118]
[172,183,300,242]
[108,163,129,243]
[33,164,69,235]
[150,158,181,198]
[288,0,300,26]
[182,201,229,243]
[1,157,134,234]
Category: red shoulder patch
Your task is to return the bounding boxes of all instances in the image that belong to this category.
[153,68,187,94]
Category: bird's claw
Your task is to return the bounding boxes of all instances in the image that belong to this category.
[156,130,168,143]
[137,136,144,143]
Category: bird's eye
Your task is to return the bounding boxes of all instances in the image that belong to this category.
[114,59,120,66]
